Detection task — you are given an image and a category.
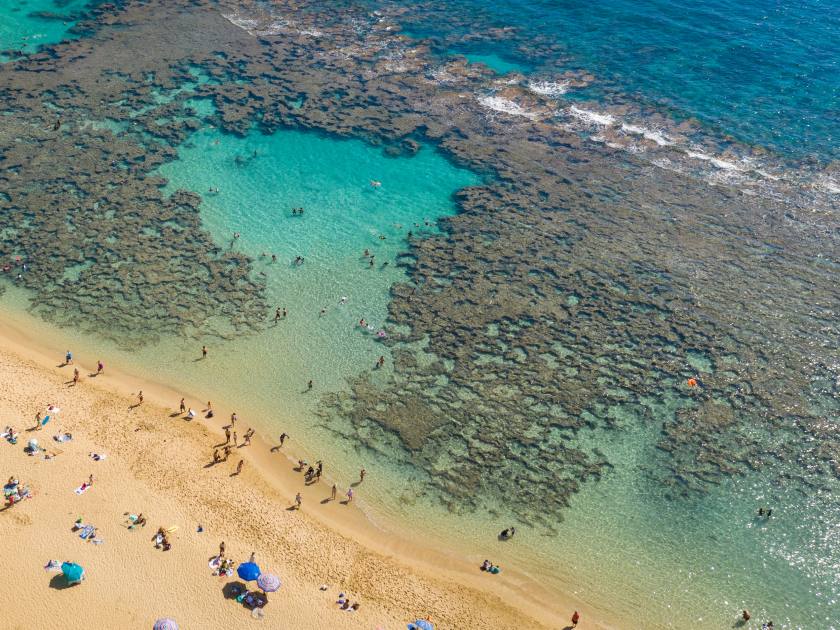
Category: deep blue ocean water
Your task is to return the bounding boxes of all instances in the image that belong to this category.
[400,0,839,162]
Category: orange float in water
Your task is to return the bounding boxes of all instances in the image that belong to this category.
[687,378,698,387]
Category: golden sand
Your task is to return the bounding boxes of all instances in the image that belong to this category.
[0,321,609,629]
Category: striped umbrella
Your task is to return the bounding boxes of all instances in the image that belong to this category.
[153,620,178,630]
[256,572,281,593]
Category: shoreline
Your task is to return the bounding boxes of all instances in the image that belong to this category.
[0,310,614,629]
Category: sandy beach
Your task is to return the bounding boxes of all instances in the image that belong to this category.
[0,322,607,630]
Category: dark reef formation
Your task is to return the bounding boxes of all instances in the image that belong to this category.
[0,0,836,526]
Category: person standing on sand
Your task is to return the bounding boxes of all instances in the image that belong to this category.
[359,468,366,483]
[219,541,225,559]
[279,433,288,446]
[331,484,337,501]
[202,345,208,359]
[180,398,186,414]
[73,368,79,385]
[571,610,580,627]
[223,445,232,461]
[230,412,238,427]
[346,488,353,503]
[213,449,221,463]
[232,431,238,446]
[137,391,144,405]
[235,459,244,475]
[65,350,73,365]
[97,360,104,375]
[34,412,42,431]
[295,493,302,509]
[224,427,231,444]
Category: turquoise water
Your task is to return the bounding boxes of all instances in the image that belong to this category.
[460,52,528,75]
[150,126,479,419]
[0,0,94,58]
[399,0,840,161]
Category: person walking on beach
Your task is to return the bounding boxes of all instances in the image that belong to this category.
[137,390,144,405]
[331,484,337,501]
[202,345,208,360]
[65,350,73,365]
[180,398,186,414]
[295,492,302,509]
[279,432,288,446]
[234,459,244,475]
[97,360,104,375]
[346,487,354,503]
[73,368,80,385]
[359,468,366,483]
[230,412,238,427]
[224,427,231,445]
[34,412,42,431]
[571,610,580,627]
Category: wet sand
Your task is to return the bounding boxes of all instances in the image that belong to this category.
[0,318,610,629]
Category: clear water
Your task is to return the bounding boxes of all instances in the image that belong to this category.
[0,0,95,58]
[459,51,528,75]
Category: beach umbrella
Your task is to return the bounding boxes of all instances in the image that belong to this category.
[237,561,261,581]
[407,621,434,630]
[61,562,84,584]
[153,619,178,630]
[256,572,281,593]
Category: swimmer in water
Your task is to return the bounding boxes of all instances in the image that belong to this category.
[370,180,381,188]
[339,296,348,304]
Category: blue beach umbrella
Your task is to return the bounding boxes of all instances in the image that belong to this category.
[408,621,434,630]
[153,619,179,630]
[61,561,84,584]
[237,561,261,581]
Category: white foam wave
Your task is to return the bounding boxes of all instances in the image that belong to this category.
[477,95,537,119]
[620,123,673,146]
[815,176,840,194]
[528,80,569,98]
[569,106,615,127]
[686,151,743,172]
[223,13,259,32]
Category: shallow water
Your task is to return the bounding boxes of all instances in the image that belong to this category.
[0,0,94,58]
